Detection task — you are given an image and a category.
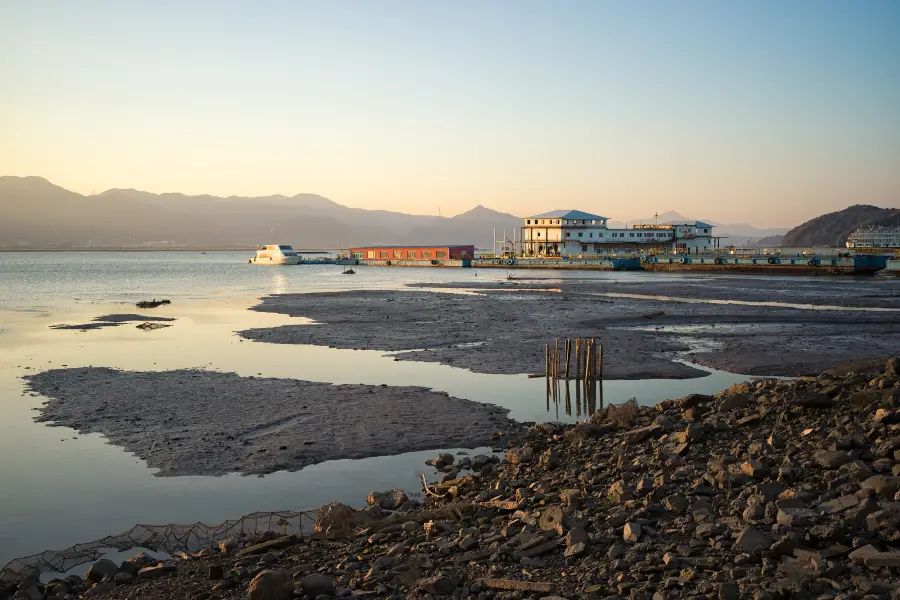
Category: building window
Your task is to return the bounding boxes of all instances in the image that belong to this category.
[566,232,571,237]
[367,251,376,259]
[537,232,541,237]
[421,250,431,258]
[379,251,389,259]
[352,252,363,259]
[527,220,531,225]
[704,229,709,233]
[589,233,593,238]
[629,233,634,237]
[557,220,560,224]
[407,251,417,259]
[436,251,447,258]
[578,232,583,238]
[394,251,403,259]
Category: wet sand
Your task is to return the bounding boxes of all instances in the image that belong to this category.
[26,368,521,477]
[241,276,900,378]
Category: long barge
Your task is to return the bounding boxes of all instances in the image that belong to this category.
[472,257,640,270]
[641,253,888,275]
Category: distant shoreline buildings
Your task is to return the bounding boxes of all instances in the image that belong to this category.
[846,226,900,249]
[512,210,722,257]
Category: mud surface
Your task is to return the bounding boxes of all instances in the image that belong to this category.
[241,276,900,378]
[26,368,520,477]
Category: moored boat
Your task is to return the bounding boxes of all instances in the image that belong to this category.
[248,245,300,265]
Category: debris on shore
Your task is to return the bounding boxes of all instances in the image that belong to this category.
[135,322,172,331]
[7,357,900,599]
[136,299,171,309]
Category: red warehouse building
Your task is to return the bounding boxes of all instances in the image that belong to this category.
[349,245,475,261]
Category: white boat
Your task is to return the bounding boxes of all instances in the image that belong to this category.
[248,244,300,265]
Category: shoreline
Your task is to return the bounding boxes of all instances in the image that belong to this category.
[5,357,900,598]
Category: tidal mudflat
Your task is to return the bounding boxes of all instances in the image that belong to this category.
[26,368,521,477]
[241,276,900,379]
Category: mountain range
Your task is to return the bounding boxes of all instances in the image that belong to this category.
[3,176,893,250]
[0,177,521,249]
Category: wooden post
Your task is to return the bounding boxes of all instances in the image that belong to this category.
[564,339,571,379]
[598,343,604,378]
[574,338,581,379]
[555,338,560,377]
[584,340,592,385]
[545,344,550,378]
[591,337,597,377]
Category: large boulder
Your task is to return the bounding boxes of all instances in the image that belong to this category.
[85,559,118,583]
[248,570,293,600]
[366,489,409,510]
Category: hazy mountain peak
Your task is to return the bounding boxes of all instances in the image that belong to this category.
[453,205,519,220]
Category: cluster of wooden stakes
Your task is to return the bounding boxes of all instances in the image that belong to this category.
[545,337,604,418]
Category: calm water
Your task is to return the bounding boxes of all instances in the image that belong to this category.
[0,252,768,567]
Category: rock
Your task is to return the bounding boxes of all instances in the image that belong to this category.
[366,489,409,510]
[112,572,133,586]
[719,582,739,600]
[208,565,223,580]
[564,542,588,558]
[505,446,534,465]
[818,494,860,513]
[860,475,900,497]
[741,459,766,479]
[237,536,300,556]
[624,424,663,444]
[776,508,817,526]
[608,481,633,504]
[301,573,336,598]
[886,357,900,377]
[137,562,177,579]
[248,570,293,600]
[719,394,749,412]
[539,448,562,469]
[539,505,566,531]
[565,527,589,547]
[435,453,455,467]
[417,575,460,596]
[623,522,642,543]
[85,559,118,583]
[794,390,832,408]
[685,423,706,441]
[815,450,853,469]
[734,526,772,555]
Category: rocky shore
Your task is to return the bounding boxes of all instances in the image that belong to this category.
[9,357,900,600]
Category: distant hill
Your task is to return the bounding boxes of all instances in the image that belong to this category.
[782,205,900,248]
[0,177,522,249]
[752,235,785,247]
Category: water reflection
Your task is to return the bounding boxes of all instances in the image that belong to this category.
[547,377,604,421]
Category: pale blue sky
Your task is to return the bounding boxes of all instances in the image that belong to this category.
[2,1,898,226]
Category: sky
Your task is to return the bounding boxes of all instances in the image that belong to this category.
[2,1,899,227]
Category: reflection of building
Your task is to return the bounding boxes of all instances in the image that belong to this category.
[349,245,475,261]
[521,210,719,256]
[846,226,900,249]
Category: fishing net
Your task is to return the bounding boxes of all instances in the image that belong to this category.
[0,509,318,583]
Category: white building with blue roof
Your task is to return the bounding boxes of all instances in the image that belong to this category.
[521,210,717,256]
